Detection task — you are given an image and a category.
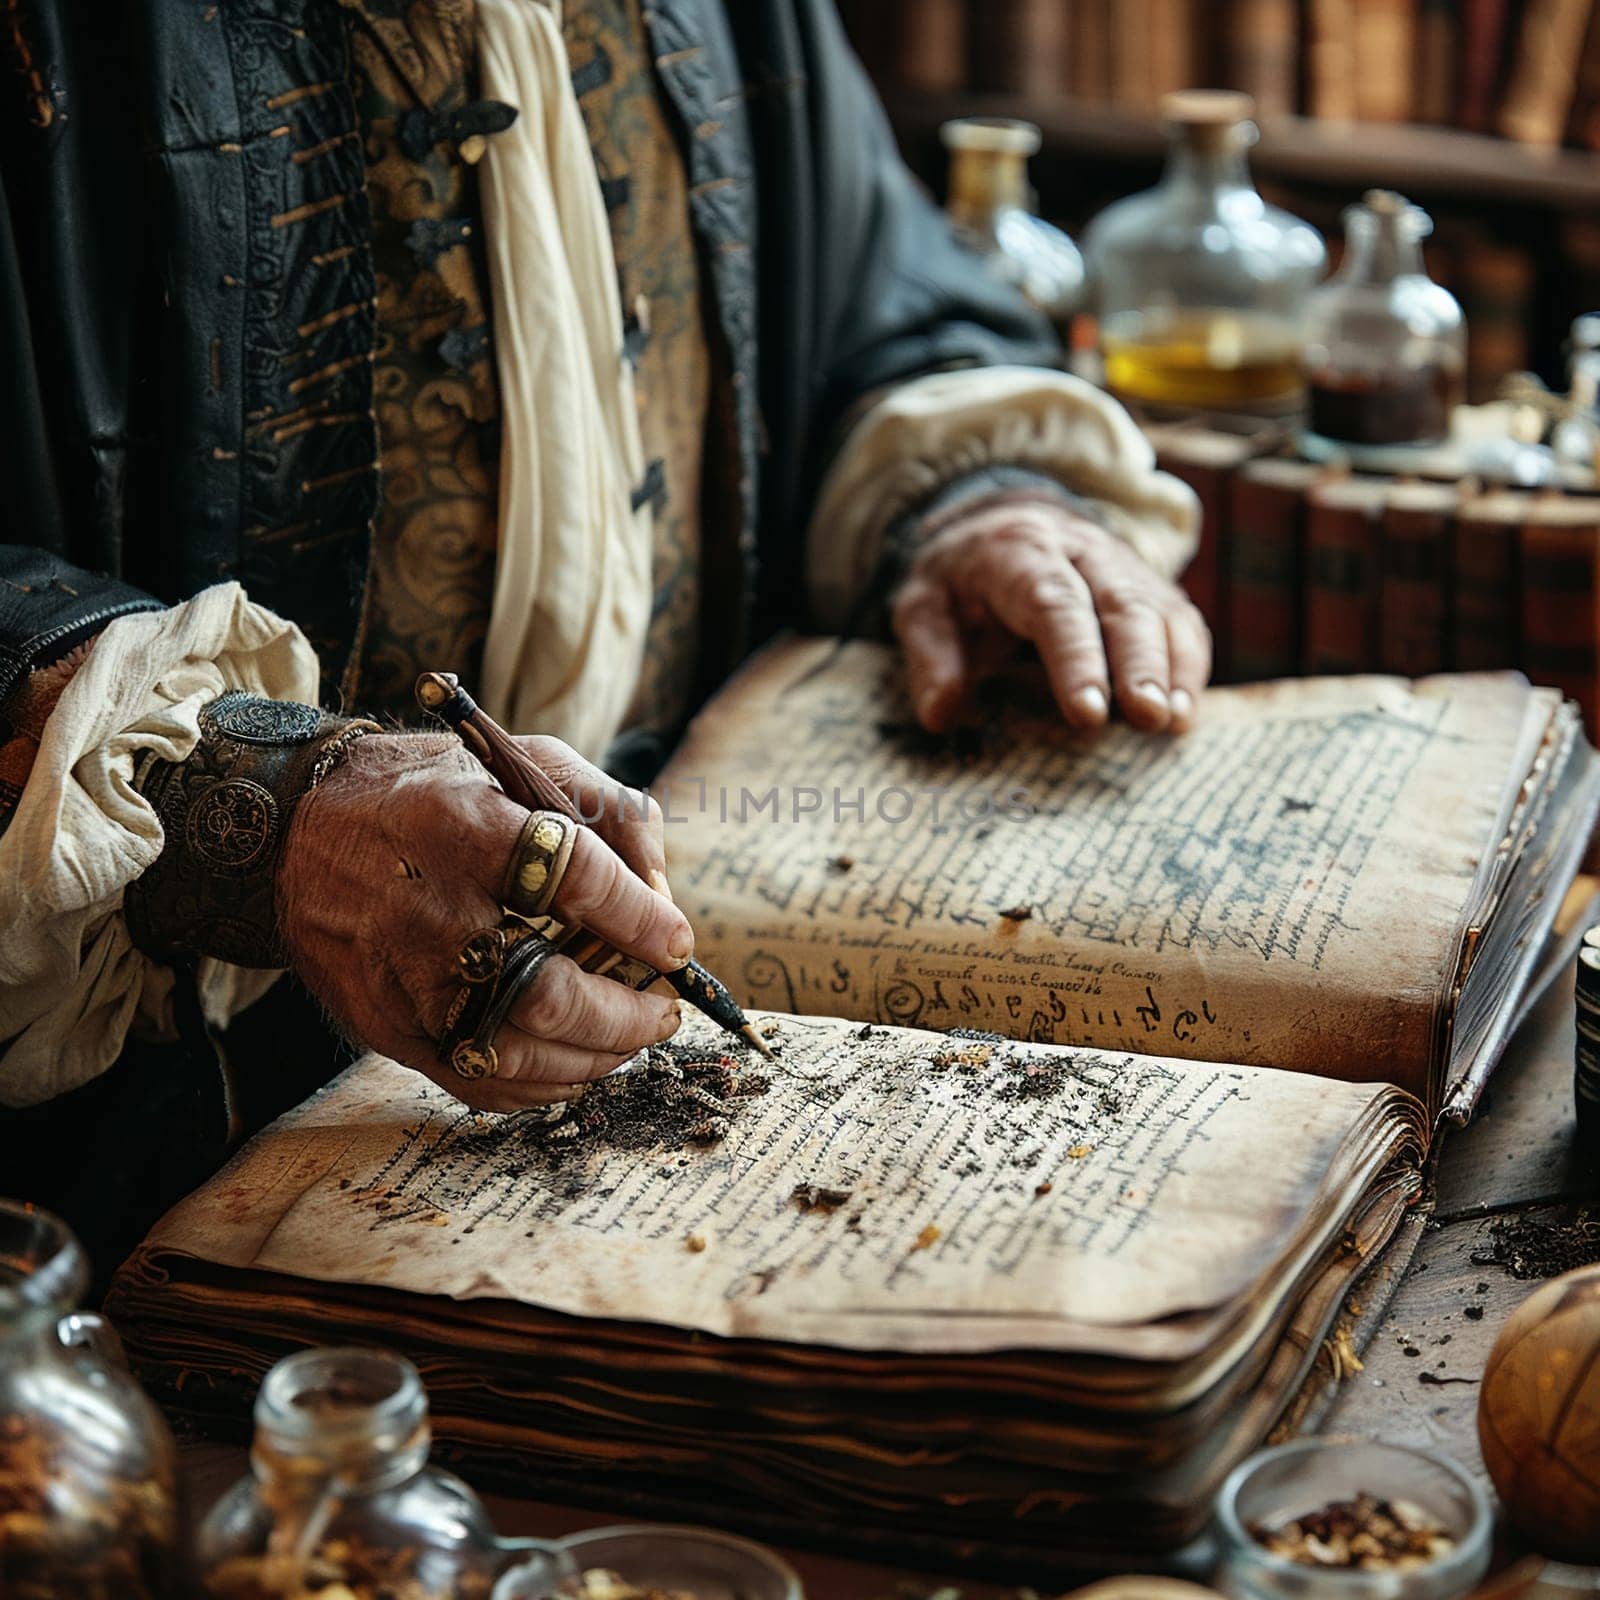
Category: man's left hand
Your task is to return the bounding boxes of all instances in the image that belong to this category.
[890,497,1211,736]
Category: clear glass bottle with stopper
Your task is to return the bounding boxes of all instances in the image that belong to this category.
[941,117,1086,337]
[1302,190,1466,454]
[195,1347,576,1599]
[1086,90,1326,411]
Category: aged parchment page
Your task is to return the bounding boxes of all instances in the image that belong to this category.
[140,1011,1421,1358]
[657,639,1541,1098]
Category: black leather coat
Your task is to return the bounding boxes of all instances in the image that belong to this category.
[0,0,1058,697]
[0,0,1059,1276]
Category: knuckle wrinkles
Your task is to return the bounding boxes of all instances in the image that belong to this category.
[524,963,579,1035]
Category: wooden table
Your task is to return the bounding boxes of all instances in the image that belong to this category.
[180,977,1600,1598]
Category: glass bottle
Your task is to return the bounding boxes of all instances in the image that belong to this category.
[195,1347,575,1600]
[1086,91,1326,410]
[1552,313,1600,474]
[941,117,1086,336]
[0,1198,180,1599]
[1302,191,1467,451]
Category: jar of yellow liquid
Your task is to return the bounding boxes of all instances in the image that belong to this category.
[1087,92,1326,413]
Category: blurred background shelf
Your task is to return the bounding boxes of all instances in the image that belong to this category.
[884,91,1600,212]
[844,0,1600,394]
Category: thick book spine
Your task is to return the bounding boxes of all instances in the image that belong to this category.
[897,0,970,92]
[1148,442,1233,678]
[1351,0,1418,121]
[1500,0,1596,145]
[1307,0,1358,118]
[1521,515,1600,739]
[1567,0,1600,144]
[1304,484,1383,675]
[1459,0,1511,131]
[1380,486,1456,676]
[1068,0,1111,101]
[1226,462,1311,682]
[1415,0,1459,123]
[1451,502,1523,671]
[971,0,1066,93]
[1225,0,1299,115]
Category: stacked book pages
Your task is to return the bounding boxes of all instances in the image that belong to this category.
[110,639,1600,1572]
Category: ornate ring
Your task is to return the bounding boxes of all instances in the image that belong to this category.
[438,927,558,1081]
[502,811,578,919]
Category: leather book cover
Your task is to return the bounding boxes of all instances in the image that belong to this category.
[1307,0,1358,118]
[1380,482,1457,676]
[1226,0,1299,116]
[1415,0,1460,123]
[1520,504,1600,738]
[1352,0,1418,121]
[1565,0,1600,144]
[1459,0,1512,131]
[1500,0,1595,145]
[1304,479,1386,675]
[1070,0,1113,102]
[1145,425,1260,682]
[1451,493,1525,672]
[898,0,970,92]
[972,0,1069,94]
[1226,459,1319,682]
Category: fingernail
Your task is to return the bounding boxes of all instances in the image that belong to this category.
[668,923,694,966]
[648,868,675,902]
[1131,681,1170,717]
[659,1001,683,1039]
[1068,686,1108,725]
[1170,688,1194,728]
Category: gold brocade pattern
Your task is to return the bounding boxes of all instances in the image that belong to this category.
[562,0,712,739]
[345,0,502,718]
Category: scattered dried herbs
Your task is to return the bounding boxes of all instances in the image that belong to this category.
[1471,1206,1600,1281]
[1252,1494,1455,1571]
[792,1184,853,1215]
[532,1044,770,1156]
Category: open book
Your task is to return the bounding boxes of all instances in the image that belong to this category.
[660,639,1600,1122]
[113,1012,1423,1568]
[109,641,1598,1571]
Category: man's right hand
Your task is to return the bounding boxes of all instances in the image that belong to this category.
[277,732,690,1112]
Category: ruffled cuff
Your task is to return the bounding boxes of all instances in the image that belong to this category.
[805,367,1202,630]
[0,584,322,1109]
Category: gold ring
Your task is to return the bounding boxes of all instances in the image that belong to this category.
[502,811,578,918]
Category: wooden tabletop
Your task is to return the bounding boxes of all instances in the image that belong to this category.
[178,976,1600,1598]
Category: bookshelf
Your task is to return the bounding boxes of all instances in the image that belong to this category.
[884,91,1600,212]
[847,1,1600,392]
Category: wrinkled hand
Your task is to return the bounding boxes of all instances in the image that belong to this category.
[278,732,689,1111]
[890,497,1212,735]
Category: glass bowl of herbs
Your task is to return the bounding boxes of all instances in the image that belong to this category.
[1214,1439,1492,1599]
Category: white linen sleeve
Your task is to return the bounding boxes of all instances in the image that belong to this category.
[805,367,1202,630]
[0,583,323,1110]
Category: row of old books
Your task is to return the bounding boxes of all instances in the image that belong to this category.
[843,0,1600,149]
[1149,424,1600,738]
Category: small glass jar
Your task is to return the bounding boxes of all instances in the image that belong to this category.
[0,1197,181,1599]
[496,1525,802,1600]
[942,116,1087,337]
[1214,1439,1492,1600]
[195,1347,574,1600]
[1302,191,1467,454]
[1086,90,1326,412]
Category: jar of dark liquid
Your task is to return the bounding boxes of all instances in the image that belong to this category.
[1302,191,1465,452]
